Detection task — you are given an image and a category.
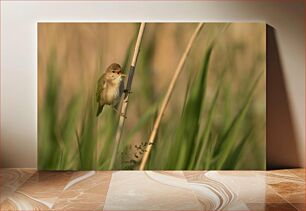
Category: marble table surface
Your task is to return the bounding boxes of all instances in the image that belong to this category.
[0,169,304,210]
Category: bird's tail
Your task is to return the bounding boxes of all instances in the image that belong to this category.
[96,105,104,117]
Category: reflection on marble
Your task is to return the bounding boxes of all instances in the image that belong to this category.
[0,169,35,203]
[290,169,305,180]
[1,171,73,210]
[52,171,112,210]
[184,171,249,210]
[265,169,305,211]
[247,203,298,211]
[265,185,289,203]
[0,169,304,210]
[205,171,265,204]
[104,171,203,210]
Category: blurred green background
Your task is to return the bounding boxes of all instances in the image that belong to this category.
[38,23,266,170]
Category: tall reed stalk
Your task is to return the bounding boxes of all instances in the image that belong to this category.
[139,23,204,170]
[109,23,146,170]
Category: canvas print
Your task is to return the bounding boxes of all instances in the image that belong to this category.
[38,23,266,170]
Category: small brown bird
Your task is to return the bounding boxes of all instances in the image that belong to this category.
[96,63,126,117]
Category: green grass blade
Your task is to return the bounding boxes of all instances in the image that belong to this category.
[77,95,98,169]
[193,83,222,169]
[215,71,264,169]
[225,129,253,169]
[173,45,213,169]
[38,50,62,169]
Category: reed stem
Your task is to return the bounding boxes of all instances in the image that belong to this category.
[109,23,146,170]
[139,23,204,170]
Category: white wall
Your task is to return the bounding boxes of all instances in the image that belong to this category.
[1,1,304,168]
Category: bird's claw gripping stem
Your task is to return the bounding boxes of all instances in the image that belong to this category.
[124,89,132,94]
[120,113,127,119]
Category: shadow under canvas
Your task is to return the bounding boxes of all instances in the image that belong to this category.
[266,25,300,169]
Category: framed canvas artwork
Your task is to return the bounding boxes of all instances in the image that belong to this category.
[38,23,266,170]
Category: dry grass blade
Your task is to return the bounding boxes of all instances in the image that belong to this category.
[139,23,204,170]
[109,23,146,170]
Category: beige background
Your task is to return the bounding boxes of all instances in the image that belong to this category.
[1,1,304,168]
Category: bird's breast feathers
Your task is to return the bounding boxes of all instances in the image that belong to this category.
[102,77,123,105]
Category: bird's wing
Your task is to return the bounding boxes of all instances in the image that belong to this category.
[96,74,106,103]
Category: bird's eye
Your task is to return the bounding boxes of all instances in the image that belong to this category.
[112,71,115,73]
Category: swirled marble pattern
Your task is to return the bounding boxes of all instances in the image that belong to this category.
[0,169,304,210]
[0,169,35,203]
[104,171,204,210]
